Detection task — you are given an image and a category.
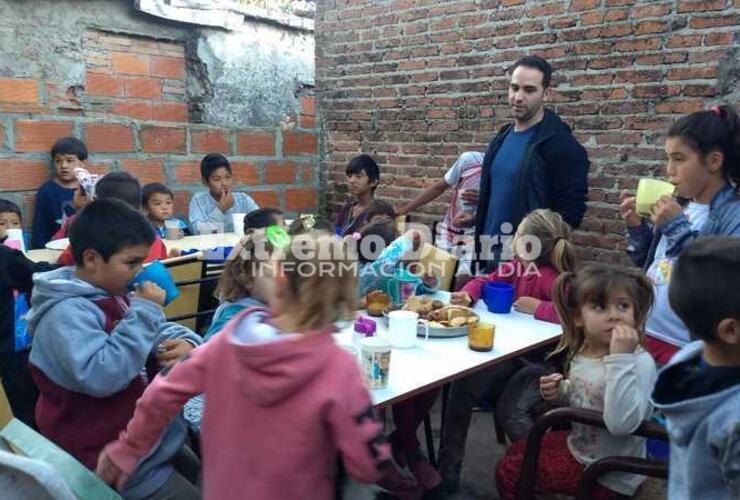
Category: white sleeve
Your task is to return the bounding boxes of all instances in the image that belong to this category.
[602,351,657,436]
[443,157,463,186]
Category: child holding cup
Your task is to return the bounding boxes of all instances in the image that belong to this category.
[619,105,740,365]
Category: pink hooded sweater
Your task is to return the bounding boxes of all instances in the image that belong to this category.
[462,262,561,324]
[102,308,390,499]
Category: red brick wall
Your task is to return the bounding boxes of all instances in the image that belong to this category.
[316,0,739,263]
[1,28,318,228]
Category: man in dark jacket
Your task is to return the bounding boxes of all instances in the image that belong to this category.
[462,55,589,271]
[437,56,590,494]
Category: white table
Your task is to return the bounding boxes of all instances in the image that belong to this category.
[26,233,243,263]
[337,291,562,407]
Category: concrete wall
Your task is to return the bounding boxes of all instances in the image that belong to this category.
[316,0,739,263]
[0,0,318,232]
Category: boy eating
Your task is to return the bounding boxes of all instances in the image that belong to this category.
[28,199,201,499]
[188,153,258,234]
[652,236,740,499]
[31,137,86,249]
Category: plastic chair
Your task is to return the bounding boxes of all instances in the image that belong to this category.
[515,407,669,500]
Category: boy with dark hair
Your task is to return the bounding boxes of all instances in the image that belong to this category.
[28,199,201,499]
[242,207,284,232]
[56,172,171,265]
[188,153,259,234]
[142,183,188,239]
[0,201,56,427]
[336,154,381,236]
[652,236,740,500]
[31,137,86,249]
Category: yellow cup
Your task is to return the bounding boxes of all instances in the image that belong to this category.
[468,321,495,352]
[636,178,675,217]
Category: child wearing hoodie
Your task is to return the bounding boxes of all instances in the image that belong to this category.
[27,199,202,500]
[96,231,391,499]
[651,237,740,500]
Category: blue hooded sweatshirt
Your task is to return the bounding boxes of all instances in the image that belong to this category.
[651,341,740,500]
[26,267,202,499]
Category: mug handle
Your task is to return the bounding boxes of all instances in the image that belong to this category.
[417,319,429,341]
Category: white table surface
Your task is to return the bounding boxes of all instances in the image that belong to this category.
[27,233,243,263]
[337,291,562,407]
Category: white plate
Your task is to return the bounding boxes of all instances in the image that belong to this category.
[45,238,69,250]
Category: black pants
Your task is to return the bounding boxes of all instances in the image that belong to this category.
[0,350,38,428]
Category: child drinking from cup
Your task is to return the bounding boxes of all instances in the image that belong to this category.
[620,105,740,365]
[96,231,393,499]
[450,208,575,322]
[495,263,656,500]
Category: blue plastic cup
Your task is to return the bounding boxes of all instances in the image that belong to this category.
[483,281,515,314]
[129,260,180,306]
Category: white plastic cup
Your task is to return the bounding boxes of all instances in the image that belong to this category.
[360,337,392,389]
[232,213,247,236]
[164,220,184,240]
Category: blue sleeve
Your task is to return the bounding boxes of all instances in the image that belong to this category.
[203,303,244,341]
[357,235,413,298]
[626,221,655,267]
[31,185,55,249]
[663,206,740,258]
[30,297,165,397]
[155,322,203,348]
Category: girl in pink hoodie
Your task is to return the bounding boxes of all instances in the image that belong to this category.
[450,208,577,323]
[96,231,391,499]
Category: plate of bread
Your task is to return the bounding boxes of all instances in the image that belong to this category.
[384,296,478,338]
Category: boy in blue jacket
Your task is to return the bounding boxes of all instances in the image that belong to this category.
[651,237,740,500]
[27,199,201,500]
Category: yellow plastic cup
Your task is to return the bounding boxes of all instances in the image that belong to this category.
[636,178,675,217]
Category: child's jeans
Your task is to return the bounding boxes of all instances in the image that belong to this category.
[495,431,621,500]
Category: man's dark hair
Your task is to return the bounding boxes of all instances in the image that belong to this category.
[0,199,22,221]
[50,137,88,161]
[142,182,174,208]
[345,154,381,193]
[200,153,232,182]
[366,200,396,222]
[243,207,283,231]
[69,199,155,266]
[96,172,142,209]
[669,237,740,342]
[509,55,553,89]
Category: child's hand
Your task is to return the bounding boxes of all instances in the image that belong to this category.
[513,296,541,315]
[218,188,235,212]
[650,195,682,227]
[453,212,475,227]
[96,449,129,491]
[156,339,194,368]
[609,325,640,354]
[619,190,641,227]
[133,281,166,306]
[167,247,181,259]
[539,373,564,402]
[460,189,479,205]
[450,291,472,306]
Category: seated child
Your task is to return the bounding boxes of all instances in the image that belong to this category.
[336,154,381,236]
[96,231,391,499]
[203,227,279,340]
[57,172,171,265]
[652,237,740,500]
[188,153,259,234]
[142,183,188,239]
[50,167,101,241]
[28,199,202,499]
[0,199,22,237]
[31,137,85,249]
[496,263,656,500]
[451,209,575,323]
[0,205,56,427]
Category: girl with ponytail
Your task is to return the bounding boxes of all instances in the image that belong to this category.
[451,208,576,323]
[620,104,740,364]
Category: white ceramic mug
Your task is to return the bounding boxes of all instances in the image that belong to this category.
[232,213,247,236]
[388,310,429,348]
